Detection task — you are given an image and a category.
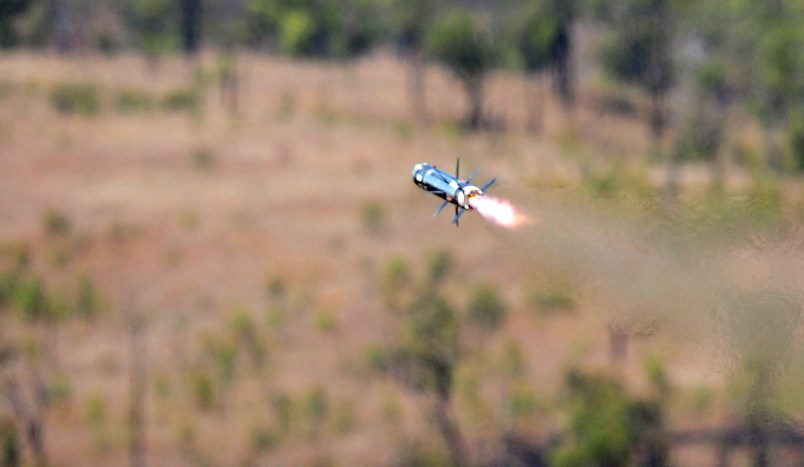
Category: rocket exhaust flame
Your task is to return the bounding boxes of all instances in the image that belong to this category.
[469,195,529,228]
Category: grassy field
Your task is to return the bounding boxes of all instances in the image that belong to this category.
[1,50,803,466]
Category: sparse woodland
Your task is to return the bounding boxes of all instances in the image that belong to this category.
[0,0,803,466]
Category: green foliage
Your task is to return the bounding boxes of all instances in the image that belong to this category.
[191,147,215,171]
[0,0,34,48]
[553,369,632,467]
[426,11,497,127]
[0,270,20,308]
[249,0,380,59]
[467,282,507,330]
[331,398,356,435]
[381,255,411,309]
[50,83,101,116]
[43,209,71,236]
[250,424,278,453]
[502,339,527,379]
[162,88,202,113]
[508,383,542,421]
[0,417,19,467]
[427,11,496,82]
[84,393,107,427]
[280,9,317,56]
[401,290,459,395]
[425,249,453,286]
[116,88,155,113]
[515,0,559,73]
[14,276,46,322]
[303,385,329,430]
[49,374,73,405]
[312,307,337,332]
[76,275,101,320]
[787,111,804,171]
[191,371,217,410]
[127,0,178,60]
[272,392,294,434]
[230,308,266,367]
[266,276,286,301]
[361,201,385,233]
[531,286,574,314]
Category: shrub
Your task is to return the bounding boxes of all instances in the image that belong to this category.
[50,82,101,116]
[331,399,356,436]
[312,307,337,332]
[191,147,214,171]
[162,88,201,113]
[531,286,574,314]
[467,283,507,330]
[0,271,19,307]
[14,277,46,322]
[43,209,71,236]
[0,417,19,467]
[115,88,155,113]
[303,386,329,427]
[76,275,101,319]
[381,255,411,309]
[84,394,106,427]
[272,393,294,435]
[426,249,453,285]
[266,276,286,301]
[280,9,316,56]
[191,371,216,410]
[361,201,385,233]
[250,425,277,453]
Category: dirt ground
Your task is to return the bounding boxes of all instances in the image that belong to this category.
[0,50,800,466]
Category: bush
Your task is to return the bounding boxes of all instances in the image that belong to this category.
[272,393,294,435]
[84,394,106,427]
[0,417,19,467]
[162,88,201,113]
[303,386,329,428]
[266,276,286,301]
[14,277,46,321]
[191,148,214,171]
[115,88,155,113]
[280,9,317,56]
[531,286,574,314]
[361,201,385,233]
[426,249,453,285]
[467,283,507,330]
[50,82,100,116]
[76,275,101,319]
[381,255,411,309]
[191,371,216,410]
[312,307,337,332]
[43,209,71,236]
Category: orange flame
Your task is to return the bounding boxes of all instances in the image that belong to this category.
[469,196,529,228]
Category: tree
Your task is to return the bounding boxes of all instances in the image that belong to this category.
[598,0,676,150]
[180,0,202,57]
[393,0,440,123]
[426,11,498,129]
[515,1,557,131]
[0,0,33,47]
[125,0,178,68]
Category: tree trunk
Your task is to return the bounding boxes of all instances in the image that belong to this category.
[464,77,484,130]
[180,0,202,57]
[433,395,468,467]
[525,73,545,133]
[408,48,428,125]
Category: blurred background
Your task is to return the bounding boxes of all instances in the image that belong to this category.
[0,0,803,465]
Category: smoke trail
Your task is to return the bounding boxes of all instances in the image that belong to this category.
[469,195,529,228]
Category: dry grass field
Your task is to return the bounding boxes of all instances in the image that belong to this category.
[1,49,803,466]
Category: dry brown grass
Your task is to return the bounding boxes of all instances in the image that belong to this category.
[0,49,800,466]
